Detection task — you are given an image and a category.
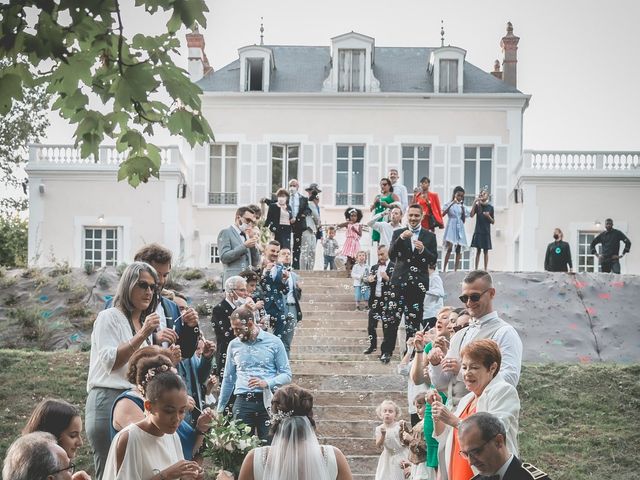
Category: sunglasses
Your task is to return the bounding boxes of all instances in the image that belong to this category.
[458,288,491,304]
[459,435,497,460]
[136,281,157,292]
[51,462,76,475]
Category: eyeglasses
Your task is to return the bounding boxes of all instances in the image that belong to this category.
[459,288,491,304]
[459,435,496,460]
[136,281,157,292]
[241,216,255,225]
[51,462,76,475]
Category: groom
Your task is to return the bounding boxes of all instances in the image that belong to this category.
[386,203,437,361]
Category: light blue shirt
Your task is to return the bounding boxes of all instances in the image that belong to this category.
[217,328,292,412]
[290,193,300,218]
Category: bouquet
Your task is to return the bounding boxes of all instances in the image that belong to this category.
[202,414,263,477]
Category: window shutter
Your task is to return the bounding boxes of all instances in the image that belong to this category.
[238,144,253,205]
[431,145,446,201]
[494,145,509,209]
[256,143,269,198]
[302,144,315,188]
[192,144,207,206]
[367,145,381,205]
[449,145,463,192]
[387,144,400,174]
[321,144,334,205]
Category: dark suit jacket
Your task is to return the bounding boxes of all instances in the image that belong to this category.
[210,299,235,380]
[388,227,437,288]
[367,261,395,308]
[265,202,293,232]
[290,193,309,234]
[472,456,551,480]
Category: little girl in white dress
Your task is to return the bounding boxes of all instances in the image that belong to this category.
[374,400,409,480]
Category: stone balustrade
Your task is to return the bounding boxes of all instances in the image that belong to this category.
[522,150,640,173]
[28,144,182,167]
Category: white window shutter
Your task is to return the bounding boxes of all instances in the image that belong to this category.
[302,144,315,188]
[494,145,509,209]
[238,144,253,204]
[449,145,463,192]
[367,144,381,205]
[321,144,334,205]
[192,143,207,206]
[387,144,400,174]
[256,143,269,198]
[431,145,446,201]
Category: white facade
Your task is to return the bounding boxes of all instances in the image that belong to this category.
[26,31,640,273]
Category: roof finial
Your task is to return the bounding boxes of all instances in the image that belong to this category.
[260,17,264,45]
[440,20,445,47]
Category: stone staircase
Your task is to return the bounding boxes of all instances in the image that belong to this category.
[290,270,407,480]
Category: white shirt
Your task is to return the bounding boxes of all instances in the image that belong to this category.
[495,454,515,479]
[392,182,409,212]
[423,271,444,319]
[367,211,404,246]
[429,311,523,389]
[86,308,138,392]
[351,263,368,287]
[375,260,389,297]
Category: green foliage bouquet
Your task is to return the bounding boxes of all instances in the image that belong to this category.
[202,415,263,477]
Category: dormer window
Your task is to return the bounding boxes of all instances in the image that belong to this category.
[338,49,365,92]
[238,46,275,92]
[439,59,458,93]
[246,58,264,91]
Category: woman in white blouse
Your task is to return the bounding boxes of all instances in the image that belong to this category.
[85,262,162,480]
[430,339,520,480]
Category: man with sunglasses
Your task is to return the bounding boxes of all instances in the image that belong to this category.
[459,412,550,480]
[218,206,261,285]
[426,271,522,408]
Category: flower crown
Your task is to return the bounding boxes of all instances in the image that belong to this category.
[137,364,170,395]
[269,409,293,423]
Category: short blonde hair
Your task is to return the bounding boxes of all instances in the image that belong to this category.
[376,399,401,420]
[437,306,453,321]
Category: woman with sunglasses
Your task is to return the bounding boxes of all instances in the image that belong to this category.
[86,261,162,480]
[429,339,520,480]
[23,398,91,480]
[370,178,400,244]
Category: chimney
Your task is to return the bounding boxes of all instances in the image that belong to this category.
[491,59,502,80]
[186,27,212,82]
[500,21,519,88]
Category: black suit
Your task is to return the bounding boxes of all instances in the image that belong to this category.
[366,261,395,352]
[472,456,551,480]
[265,202,293,249]
[210,299,235,382]
[388,227,438,342]
[290,193,309,269]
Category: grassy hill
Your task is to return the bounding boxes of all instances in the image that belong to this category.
[0,349,638,479]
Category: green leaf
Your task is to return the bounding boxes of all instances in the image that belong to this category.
[0,73,23,114]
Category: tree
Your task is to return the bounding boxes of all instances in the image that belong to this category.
[0,0,214,188]
[0,215,28,267]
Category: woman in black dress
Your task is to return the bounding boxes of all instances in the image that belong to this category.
[470,189,495,270]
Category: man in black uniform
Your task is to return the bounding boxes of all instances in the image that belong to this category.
[590,218,632,274]
[544,228,573,272]
[459,412,551,480]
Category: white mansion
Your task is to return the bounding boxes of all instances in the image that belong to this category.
[26,24,640,273]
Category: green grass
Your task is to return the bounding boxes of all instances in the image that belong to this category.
[0,351,638,478]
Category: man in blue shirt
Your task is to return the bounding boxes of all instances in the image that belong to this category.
[216,305,292,442]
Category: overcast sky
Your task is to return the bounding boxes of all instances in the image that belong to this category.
[44,0,640,151]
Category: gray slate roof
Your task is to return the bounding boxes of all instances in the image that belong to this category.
[197,45,521,94]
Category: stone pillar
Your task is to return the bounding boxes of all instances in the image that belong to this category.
[500,22,520,88]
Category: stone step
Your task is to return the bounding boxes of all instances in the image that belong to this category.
[314,405,379,420]
[293,373,407,391]
[316,420,380,438]
[303,302,362,311]
[302,293,356,302]
[304,310,370,319]
[295,327,379,338]
[319,436,380,456]
[298,271,350,278]
[291,359,398,375]
[297,318,369,329]
[302,286,356,294]
[290,344,404,357]
[346,455,379,474]
[289,353,381,362]
[312,390,406,407]
[292,335,372,347]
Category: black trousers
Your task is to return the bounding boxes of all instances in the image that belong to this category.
[292,229,303,269]
[367,296,387,349]
[275,224,292,250]
[399,284,426,342]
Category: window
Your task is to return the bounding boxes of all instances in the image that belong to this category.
[209,144,238,205]
[271,144,299,193]
[84,227,119,268]
[439,59,458,93]
[463,146,493,206]
[577,231,599,272]
[402,145,430,193]
[336,145,365,206]
[210,244,221,264]
[245,58,264,91]
[338,49,365,92]
[436,247,470,272]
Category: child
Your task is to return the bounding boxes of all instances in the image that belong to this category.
[400,393,433,480]
[375,400,409,480]
[337,207,363,272]
[351,250,370,310]
[470,188,495,270]
[322,226,339,270]
[442,186,469,272]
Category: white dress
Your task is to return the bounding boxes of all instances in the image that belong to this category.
[102,424,184,480]
[442,202,469,247]
[375,423,409,480]
[253,445,338,479]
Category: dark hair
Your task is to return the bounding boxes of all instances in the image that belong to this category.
[451,185,465,200]
[420,176,431,184]
[239,270,260,284]
[247,204,262,219]
[135,354,185,402]
[380,177,394,193]
[134,243,172,265]
[343,207,363,222]
[327,226,336,232]
[22,399,80,439]
[460,412,506,442]
[268,240,281,247]
[270,384,316,435]
[463,270,493,288]
[235,206,253,218]
[407,203,423,213]
[127,346,172,384]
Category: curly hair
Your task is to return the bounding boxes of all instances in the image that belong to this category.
[126,346,170,384]
[269,384,316,436]
[133,353,184,402]
[134,243,172,265]
[343,207,363,222]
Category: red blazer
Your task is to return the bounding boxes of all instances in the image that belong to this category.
[413,191,444,230]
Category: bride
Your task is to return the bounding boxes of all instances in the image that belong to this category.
[217,384,352,480]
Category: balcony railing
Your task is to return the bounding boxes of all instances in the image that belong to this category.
[521,150,640,174]
[208,192,238,205]
[335,192,365,206]
[28,144,181,167]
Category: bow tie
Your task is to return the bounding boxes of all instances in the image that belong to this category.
[378,262,386,266]
[410,226,421,234]
[468,319,480,329]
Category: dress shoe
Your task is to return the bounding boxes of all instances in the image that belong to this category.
[363,346,376,355]
[380,354,391,364]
